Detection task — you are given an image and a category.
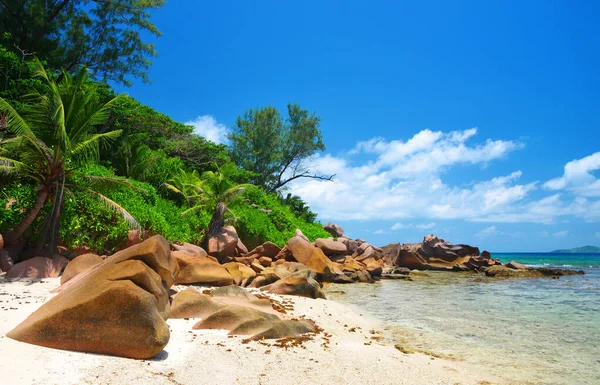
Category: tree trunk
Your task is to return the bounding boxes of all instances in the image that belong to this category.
[3,188,49,244]
[201,202,226,249]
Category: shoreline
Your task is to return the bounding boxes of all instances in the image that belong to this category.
[0,277,500,385]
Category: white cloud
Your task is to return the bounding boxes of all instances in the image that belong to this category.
[186,115,229,144]
[553,230,569,238]
[476,225,498,238]
[373,229,385,234]
[595,232,600,238]
[544,152,600,197]
[538,231,550,237]
[291,130,600,225]
[290,128,528,222]
[390,222,436,230]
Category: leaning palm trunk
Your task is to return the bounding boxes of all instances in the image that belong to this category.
[3,188,49,244]
[36,175,66,255]
[201,202,226,249]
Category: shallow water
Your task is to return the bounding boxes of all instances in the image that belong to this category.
[324,253,600,385]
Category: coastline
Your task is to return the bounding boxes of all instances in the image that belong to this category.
[0,277,500,385]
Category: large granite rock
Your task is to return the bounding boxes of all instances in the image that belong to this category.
[6,255,69,279]
[174,252,233,286]
[172,243,208,257]
[261,270,326,299]
[286,236,335,280]
[323,222,344,237]
[169,288,225,319]
[207,226,247,262]
[247,241,281,259]
[382,235,484,271]
[222,261,256,286]
[8,236,178,359]
[60,253,103,285]
[315,238,347,256]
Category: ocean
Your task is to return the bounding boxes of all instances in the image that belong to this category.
[324,253,600,385]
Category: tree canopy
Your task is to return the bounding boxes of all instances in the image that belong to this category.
[0,0,165,85]
[228,103,333,192]
[0,60,136,252]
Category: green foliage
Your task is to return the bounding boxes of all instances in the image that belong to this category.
[278,192,318,223]
[0,182,37,232]
[0,0,165,85]
[229,103,330,192]
[0,60,135,247]
[100,95,231,178]
[0,42,45,109]
[62,165,209,254]
[231,185,330,249]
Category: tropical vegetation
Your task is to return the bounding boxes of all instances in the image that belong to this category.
[0,1,330,256]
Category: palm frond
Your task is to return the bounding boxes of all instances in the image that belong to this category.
[76,174,139,191]
[222,185,251,203]
[0,98,35,137]
[180,204,206,217]
[70,130,122,164]
[77,186,141,229]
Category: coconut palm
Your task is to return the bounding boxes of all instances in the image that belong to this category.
[197,163,253,248]
[0,59,138,252]
[163,163,251,247]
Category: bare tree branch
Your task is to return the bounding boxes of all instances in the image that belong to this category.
[269,172,335,192]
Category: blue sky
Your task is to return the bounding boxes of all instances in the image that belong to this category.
[115,0,600,251]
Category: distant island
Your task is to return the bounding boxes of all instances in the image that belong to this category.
[551,246,600,253]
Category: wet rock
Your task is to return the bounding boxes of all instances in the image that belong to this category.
[506,261,529,270]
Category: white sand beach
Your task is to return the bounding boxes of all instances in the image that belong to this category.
[0,277,500,385]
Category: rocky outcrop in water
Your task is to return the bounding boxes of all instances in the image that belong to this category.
[382,234,498,271]
[484,264,585,278]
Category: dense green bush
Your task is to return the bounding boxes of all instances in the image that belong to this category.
[0,182,38,233]
[61,165,210,253]
[232,186,330,249]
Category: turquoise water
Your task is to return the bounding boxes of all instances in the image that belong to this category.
[324,253,600,385]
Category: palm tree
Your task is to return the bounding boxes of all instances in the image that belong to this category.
[163,163,251,247]
[0,60,138,252]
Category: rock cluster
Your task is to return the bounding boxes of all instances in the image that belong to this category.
[484,262,585,278]
[382,234,498,271]
[169,285,316,339]
[166,228,385,297]
[6,224,384,359]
